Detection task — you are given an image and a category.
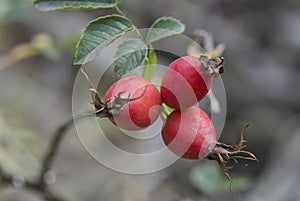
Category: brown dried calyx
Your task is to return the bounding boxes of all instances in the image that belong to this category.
[200,55,225,77]
[206,124,258,191]
[80,69,146,118]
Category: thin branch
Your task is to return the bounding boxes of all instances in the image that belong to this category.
[38,117,75,187]
[115,5,125,16]
[0,166,40,190]
[0,165,65,201]
[0,115,84,201]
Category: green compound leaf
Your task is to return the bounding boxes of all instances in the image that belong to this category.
[146,17,185,44]
[114,38,147,77]
[73,15,134,65]
[34,0,124,11]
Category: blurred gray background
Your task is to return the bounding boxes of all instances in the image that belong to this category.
[1,0,300,201]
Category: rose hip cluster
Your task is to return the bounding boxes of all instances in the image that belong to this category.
[84,55,256,188]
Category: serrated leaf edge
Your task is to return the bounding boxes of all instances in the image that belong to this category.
[34,0,124,11]
[146,16,185,44]
[113,38,148,76]
[73,14,134,65]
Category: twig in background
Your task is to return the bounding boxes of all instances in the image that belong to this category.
[0,116,82,201]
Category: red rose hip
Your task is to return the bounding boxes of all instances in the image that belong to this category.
[162,107,217,159]
[103,76,162,130]
[161,56,224,110]
[81,70,162,131]
[162,106,257,189]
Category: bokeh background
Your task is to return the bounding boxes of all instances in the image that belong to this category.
[1,0,300,201]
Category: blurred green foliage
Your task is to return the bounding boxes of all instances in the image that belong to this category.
[0,0,33,22]
[0,108,42,180]
[189,162,253,195]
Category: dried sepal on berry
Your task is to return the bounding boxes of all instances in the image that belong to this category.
[206,124,257,192]
[199,55,225,77]
[80,68,147,118]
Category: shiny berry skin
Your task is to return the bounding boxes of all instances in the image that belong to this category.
[162,107,217,159]
[104,76,162,131]
[161,56,212,110]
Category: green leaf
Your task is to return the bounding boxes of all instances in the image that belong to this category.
[142,49,157,80]
[73,15,134,65]
[114,38,147,76]
[146,17,185,44]
[34,0,124,11]
[0,108,42,180]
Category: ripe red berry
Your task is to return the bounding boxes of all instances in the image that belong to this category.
[162,107,217,159]
[103,76,162,131]
[161,56,224,110]
[162,106,257,189]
